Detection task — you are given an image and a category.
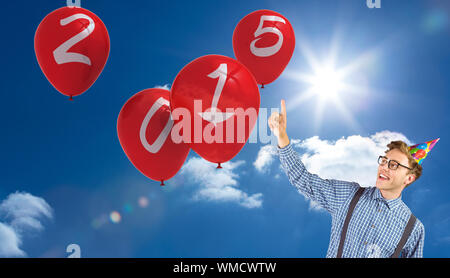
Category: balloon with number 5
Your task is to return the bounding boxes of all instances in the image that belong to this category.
[35,6,110,100]
[233,10,295,87]
[117,89,190,186]
[170,55,260,167]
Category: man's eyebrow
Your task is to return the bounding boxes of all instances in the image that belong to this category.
[388,158,401,164]
[381,156,400,163]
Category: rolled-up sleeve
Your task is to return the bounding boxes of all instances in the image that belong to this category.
[278,143,359,215]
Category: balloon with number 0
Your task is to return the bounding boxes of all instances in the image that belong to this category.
[35,6,110,100]
[233,10,295,87]
[117,89,190,185]
[170,55,260,167]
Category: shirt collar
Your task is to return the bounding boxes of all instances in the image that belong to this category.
[374,188,403,210]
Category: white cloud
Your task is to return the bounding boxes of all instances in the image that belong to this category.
[0,192,53,258]
[253,131,412,210]
[308,200,324,212]
[254,139,302,174]
[254,145,278,173]
[255,130,412,187]
[180,157,263,208]
[296,131,412,187]
[154,84,171,90]
[0,223,25,258]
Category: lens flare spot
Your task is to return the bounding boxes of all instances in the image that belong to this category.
[123,203,133,214]
[423,10,448,33]
[138,197,149,208]
[91,214,108,229]
[110,211,121,224]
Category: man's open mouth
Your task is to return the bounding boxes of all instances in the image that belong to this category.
[379,173,390,181]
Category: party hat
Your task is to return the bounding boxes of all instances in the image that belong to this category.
[408,138,440,165]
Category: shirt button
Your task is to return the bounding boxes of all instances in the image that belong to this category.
[371,225,375,228]
[363,242,368,245]
[378,209,382,212]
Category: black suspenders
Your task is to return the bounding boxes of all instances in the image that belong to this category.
[391,213,417,258]
[336,187,365,258]
[336,187,417,258]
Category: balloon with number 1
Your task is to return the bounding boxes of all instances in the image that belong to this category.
[170,55,260,168]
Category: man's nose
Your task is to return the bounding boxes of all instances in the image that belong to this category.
[379,163,389,171]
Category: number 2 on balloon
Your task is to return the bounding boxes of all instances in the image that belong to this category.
[53,13,95,66]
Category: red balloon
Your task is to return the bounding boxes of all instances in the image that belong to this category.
[233,10,295,87]
[415,149,427,159]
[35,7,110,100]
[117,89,190,185]
[170,55,260,166]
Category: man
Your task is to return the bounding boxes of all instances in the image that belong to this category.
[268,100,439,258]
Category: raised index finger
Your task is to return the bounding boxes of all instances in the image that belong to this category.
[281,99,286,117]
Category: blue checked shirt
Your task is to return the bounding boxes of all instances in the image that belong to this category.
[278,143,425,258]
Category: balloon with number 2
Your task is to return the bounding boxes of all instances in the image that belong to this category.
[35,6,110,100]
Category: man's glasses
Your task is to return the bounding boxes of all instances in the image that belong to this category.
[378,156,412,171]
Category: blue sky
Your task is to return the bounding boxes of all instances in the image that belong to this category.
[0,0,449,258]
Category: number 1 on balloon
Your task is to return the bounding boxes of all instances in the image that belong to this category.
[209,63,227,113]
[198,63,235,126]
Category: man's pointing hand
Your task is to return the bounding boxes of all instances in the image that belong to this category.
[268,99,290,148]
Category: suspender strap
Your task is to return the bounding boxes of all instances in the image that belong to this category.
[391,213,417,258]
[336,187,365,258]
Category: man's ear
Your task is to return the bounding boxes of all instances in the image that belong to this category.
[405,173,416,187]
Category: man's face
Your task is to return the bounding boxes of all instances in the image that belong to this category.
[376,149,415,191]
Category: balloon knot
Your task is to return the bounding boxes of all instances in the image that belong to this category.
[217,163,222,169]
[261,84,265,89]
[69,96,74,101]
[160,180,165,186]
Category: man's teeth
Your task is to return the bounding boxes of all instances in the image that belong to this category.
[379,174,389,180]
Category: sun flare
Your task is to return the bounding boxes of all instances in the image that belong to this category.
[310,66,344,99]
[282,32,379,132]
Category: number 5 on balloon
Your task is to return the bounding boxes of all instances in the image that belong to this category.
[250,15,286,57]
[53,13,95,65]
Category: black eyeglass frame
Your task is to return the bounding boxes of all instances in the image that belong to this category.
[378,156,412,171]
